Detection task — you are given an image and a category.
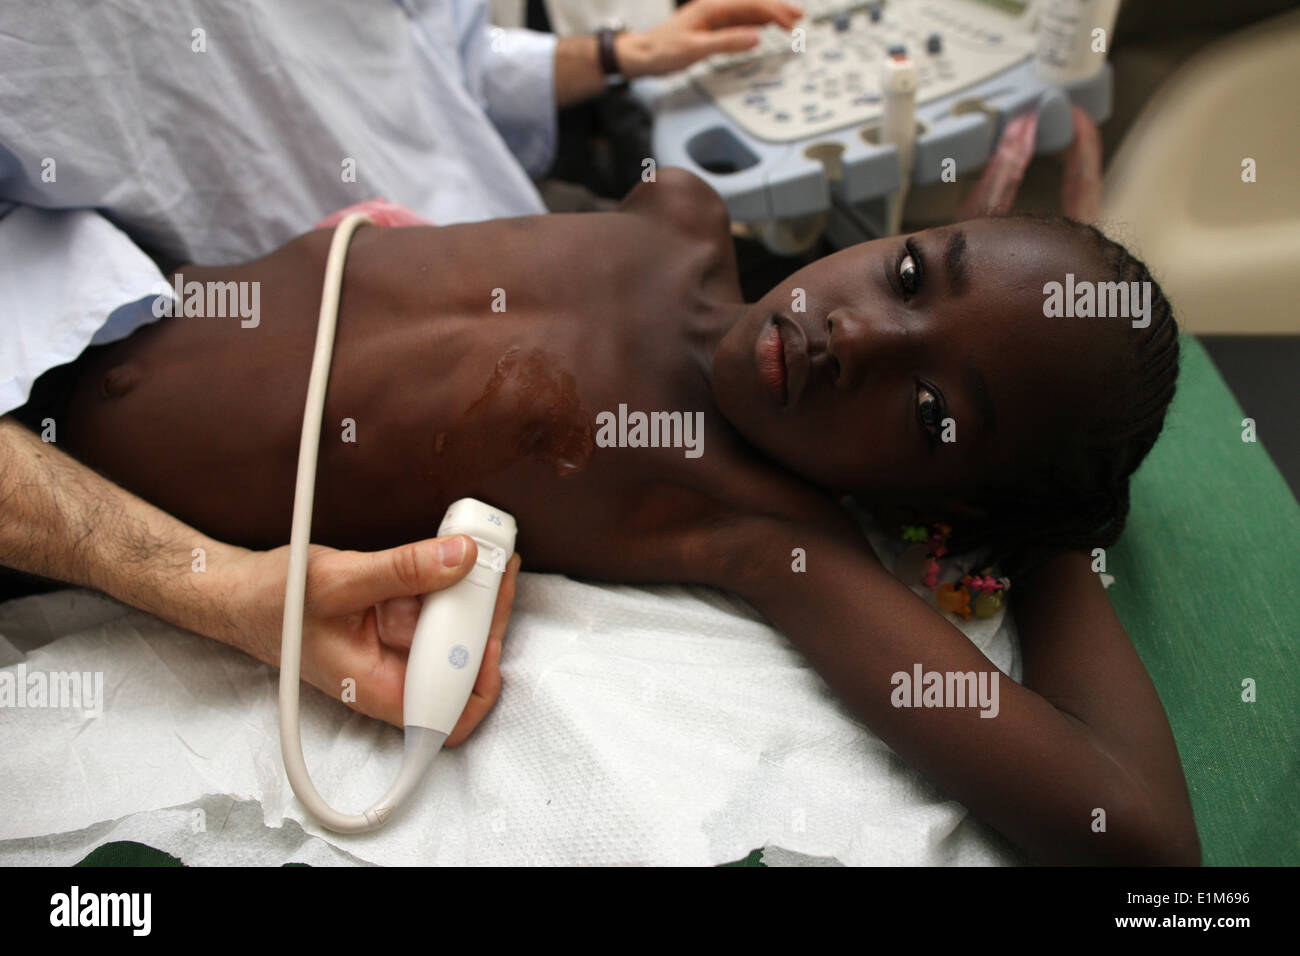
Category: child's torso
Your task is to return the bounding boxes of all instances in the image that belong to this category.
[64,201,828,581]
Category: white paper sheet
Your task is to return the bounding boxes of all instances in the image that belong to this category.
[0,518,1023,866]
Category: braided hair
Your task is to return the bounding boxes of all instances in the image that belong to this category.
[950,214,1181,579]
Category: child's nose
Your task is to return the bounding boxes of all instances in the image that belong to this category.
[824,306,915,390]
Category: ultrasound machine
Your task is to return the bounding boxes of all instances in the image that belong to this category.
[639,0,1118,252]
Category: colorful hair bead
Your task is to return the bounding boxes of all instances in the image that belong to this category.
[898,524,1011,614]
[936,582,972,620]
[974,590,1004,619]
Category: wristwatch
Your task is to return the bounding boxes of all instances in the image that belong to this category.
[595,26,628,92]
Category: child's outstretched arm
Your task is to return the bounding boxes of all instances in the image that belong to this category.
[696,515,1200,866]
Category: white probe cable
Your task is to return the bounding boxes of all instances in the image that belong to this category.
[881,51,919,236]
[278,212,441,833]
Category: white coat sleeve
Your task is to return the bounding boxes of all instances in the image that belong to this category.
[449,0,559,178]
[0,203,169,415]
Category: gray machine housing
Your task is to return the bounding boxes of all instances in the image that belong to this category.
[640,59,1111,237]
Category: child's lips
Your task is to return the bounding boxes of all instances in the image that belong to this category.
[756,314,811,408]
[756,316,788,404]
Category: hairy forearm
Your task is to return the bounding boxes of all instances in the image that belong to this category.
[0,414,242,644]
[554,34,605,108]
[703,516,1199,865]
[553,32,648,109]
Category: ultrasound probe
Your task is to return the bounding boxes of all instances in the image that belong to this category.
[278,212,517,832]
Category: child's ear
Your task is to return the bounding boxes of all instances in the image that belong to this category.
[861,499,926,534]
[855,494,990,532]
[931,496,992,525]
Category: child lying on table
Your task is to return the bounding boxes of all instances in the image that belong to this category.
[49,167,1196,865]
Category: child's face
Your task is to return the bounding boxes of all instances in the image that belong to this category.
[711,218,1127,507]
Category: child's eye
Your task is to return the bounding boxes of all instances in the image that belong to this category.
[917,383,944,437]
[899,254,919,293]
[898,239,924,295]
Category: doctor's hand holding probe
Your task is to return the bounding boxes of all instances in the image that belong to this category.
[0,414,520,743]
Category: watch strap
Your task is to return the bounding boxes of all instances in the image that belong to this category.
[596,27,627,88]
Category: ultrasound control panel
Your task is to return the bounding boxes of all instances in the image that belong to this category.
[694,0,1035,142]
[640,0,1113,234]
